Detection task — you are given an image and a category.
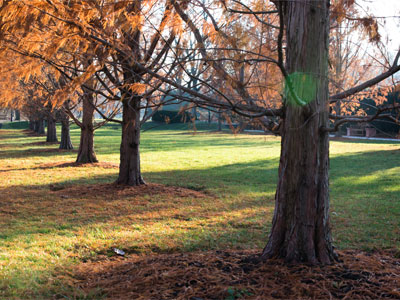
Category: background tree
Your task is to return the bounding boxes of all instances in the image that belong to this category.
[0,0,186,184]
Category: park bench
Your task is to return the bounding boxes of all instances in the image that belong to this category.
[346,126,376,137]
[347,127,364,136]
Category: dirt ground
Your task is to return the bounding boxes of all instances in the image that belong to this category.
[75,249,400,299]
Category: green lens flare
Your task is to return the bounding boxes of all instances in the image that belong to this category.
[284,72,317,106]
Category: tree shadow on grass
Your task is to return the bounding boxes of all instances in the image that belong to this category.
[0,149,399,298]
[0,161,118,173]
[1,149,399,247]
[0,158,279,244]
[0,147,78,160]
[0,132,27,140]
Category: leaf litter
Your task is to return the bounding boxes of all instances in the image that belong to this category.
[74,249,400,299]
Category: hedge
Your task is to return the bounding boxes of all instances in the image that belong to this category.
[152,110,192,124]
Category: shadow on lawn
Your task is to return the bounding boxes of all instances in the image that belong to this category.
[0,147,77,159]
[1,149,399,244]
[0,158,279,245]
[0,146,399,298]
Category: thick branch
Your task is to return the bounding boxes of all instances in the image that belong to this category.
[330,50,400,103]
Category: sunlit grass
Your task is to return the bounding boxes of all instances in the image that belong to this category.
[0,123,399,299]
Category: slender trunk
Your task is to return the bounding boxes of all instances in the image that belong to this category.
[192,106,197,120]
[262,0,336,264]
[334,26,343,137]
[15,110,20,121]
[218,109,222,131]
[37,119,45,135]
[76,94,97,163]
[60,115,73,150]
[46,116,58,142]
[29,120,35,131]
[33,120,39,132]
[116,95,145,186]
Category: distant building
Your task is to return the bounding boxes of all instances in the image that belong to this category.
[0,108,21,122]
[0,108,10,121]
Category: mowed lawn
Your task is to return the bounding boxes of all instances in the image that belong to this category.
[0,123,399,299]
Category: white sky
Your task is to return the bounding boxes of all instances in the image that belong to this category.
[357,0,400,57]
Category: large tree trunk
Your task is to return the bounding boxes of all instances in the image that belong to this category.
[116,95,145,186]
[262,0,336,264]
[76,93,97,163]
[46,116,58,142]
[60,113,73,150]
[116,2,145,186]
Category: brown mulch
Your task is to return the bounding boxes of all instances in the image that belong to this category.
[25,148,77,153]
[74,249,400,300]
[42,161,118,169]
[23,141,60,146]
[52,182,208,199]
[22,130,45,137]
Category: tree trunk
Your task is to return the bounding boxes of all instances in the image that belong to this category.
[37,119,45,135]
[60,115,73,150]
[262,0,336,264]
[218,109,222,131]
[15,110,20,121]
[334,26,343,137]
[116,95,145,186]
[46,116,58,142]
[33,120,38,132]
[29,120,34,131]
[76,94,97,163]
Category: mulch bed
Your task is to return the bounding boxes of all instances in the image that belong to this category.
[52,182,208,199]
[23,141,60,146]
[22,129,45,137]
[25,148,77,153]
[42,161,118,169]
[75,249,400,299]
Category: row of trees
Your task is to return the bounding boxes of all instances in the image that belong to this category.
[0,0,399,264]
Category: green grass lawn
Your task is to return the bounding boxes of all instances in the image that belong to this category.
[0,122,399,299]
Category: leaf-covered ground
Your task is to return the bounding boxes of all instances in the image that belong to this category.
[0,123,399,299]
[76,248,400,299]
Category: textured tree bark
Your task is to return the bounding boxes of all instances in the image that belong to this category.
[115,1,145,186]
[76,94,97,163]
[116,95,145,186]
[59,113,73,150]
[262,0,336,264]
[46,116,58,142]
